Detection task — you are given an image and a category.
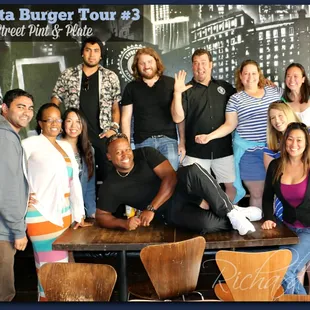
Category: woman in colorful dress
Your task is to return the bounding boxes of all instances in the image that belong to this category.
[22,103,85,301]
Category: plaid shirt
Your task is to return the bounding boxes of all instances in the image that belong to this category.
[52,63,121,133]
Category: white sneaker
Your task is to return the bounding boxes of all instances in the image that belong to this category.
[233,205,262,222]
[227,209,256,236]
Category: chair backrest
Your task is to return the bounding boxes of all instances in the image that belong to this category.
[140,236,206,300]
[38,262,117,301]
[215,249,292,301]
[276,294,310,302]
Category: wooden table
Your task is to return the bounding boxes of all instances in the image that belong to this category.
[53,220,298,301]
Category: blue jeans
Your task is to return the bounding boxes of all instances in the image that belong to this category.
[280,226,310,295]
[135,135,179,171]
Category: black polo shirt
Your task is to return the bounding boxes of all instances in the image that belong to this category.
[182,78,236,159]
[121,75,177,144]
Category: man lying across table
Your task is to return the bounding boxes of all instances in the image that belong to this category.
[96,133,262,235]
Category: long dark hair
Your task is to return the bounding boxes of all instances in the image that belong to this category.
[35,103,61,134]
[282,63,310,104]
[62,108,94,180]
[273,122,310,184]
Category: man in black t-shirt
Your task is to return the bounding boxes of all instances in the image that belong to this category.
[121,47,182,171]
[96,134,259,235]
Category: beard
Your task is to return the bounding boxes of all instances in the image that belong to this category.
[83,59,100,68]
[140,69,158,80]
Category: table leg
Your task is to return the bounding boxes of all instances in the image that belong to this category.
[68,251,75,262]
[117,250,128,302]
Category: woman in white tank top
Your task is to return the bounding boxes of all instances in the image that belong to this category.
[282,63,310,126]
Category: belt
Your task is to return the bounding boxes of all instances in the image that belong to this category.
[150,135,164,138]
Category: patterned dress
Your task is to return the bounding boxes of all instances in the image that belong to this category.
[26,156,73,301]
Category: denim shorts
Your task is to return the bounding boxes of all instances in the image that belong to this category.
[240,148,266,181]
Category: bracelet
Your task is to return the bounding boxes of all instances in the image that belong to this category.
[111,122,120,130]
[146,204,156,213]
[110,127,118,134]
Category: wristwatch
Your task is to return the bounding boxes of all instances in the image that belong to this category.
[146,204,156,213]
[110,122,119,134]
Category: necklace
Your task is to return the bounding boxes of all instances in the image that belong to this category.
[116,169,131,178]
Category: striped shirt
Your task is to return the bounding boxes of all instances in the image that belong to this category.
[226,86,283,142]
[263,147,280,159]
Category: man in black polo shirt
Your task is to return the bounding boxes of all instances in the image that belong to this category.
[121,47,182,171]
[51,36,121,183]
[171,48,236,202]
[96,134,260,235]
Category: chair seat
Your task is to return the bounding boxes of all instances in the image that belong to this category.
[129,280,205,301]
[38,263,117,301]
[214,250,292,301]
[129,237,206,301]
[128,280,159,300]
[276,294,310,302]
[214,283,284,301]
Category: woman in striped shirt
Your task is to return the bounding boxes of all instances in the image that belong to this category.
[195,60,283,207]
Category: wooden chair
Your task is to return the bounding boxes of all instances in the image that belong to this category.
[128,236,206,301]
[214,249,292,301]
[276,294,310,302]
[38,262,117,301]
[214,283,285,301]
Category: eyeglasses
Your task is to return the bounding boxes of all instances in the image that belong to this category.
[106,133,128,146]
[41,118,63,124]
[82,77,89,91]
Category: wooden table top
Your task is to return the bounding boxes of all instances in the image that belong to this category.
[52,220,298,252]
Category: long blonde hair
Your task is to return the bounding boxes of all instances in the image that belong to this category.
[267,102,301,152]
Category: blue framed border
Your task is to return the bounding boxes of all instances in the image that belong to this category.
[2,1,310,310]
[1,1,310,4]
